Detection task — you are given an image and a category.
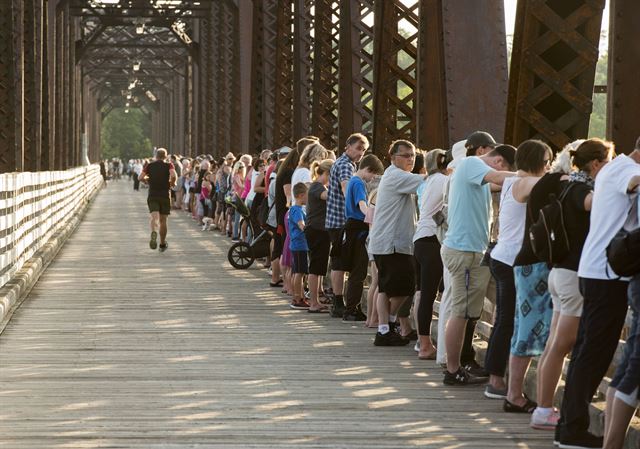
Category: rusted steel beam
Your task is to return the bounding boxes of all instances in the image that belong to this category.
[293,0,314,141]
[0,0,24,173]
[338,0,374,150]
[416,0,447,150]
[311,0,340,150]
[417,0,508,150]
[505,0,605,150]
[226,0,241,156]
[23,0,43,171]
[607,0,640,154]
[238,0,252,153]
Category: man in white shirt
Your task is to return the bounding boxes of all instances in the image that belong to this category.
[557,138,640,449]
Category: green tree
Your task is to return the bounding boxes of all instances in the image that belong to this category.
[588,52,607,139]
[101,108,152,161]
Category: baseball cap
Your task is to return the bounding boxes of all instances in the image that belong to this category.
[465,131,497,149]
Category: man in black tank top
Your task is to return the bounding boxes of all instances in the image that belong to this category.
[139,148,177,251]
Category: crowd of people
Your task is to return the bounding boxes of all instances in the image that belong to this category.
[134,132,640,449]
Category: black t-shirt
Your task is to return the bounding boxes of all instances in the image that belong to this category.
[145,160,174,199]
[307,181,327,230]
[275,168,293,227]
[555,181,591,271]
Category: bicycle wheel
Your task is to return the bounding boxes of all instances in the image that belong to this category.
[228,242,254,269]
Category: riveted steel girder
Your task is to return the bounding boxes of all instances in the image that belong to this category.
[607,0,640,154]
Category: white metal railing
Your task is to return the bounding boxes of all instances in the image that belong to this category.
[0,165,102,289]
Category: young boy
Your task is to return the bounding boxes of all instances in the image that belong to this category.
[288,182,310,309]
[342,154,385,321]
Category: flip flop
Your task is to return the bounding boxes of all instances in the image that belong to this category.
[269,280,283,288]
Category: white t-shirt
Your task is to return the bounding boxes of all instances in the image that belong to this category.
[578,154,640,280]
[490,176,527,266]
[291,167,312,205]
[413,172,448,241]
[246,169,261,202]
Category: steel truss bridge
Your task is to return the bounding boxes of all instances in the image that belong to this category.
[0,0,638,172]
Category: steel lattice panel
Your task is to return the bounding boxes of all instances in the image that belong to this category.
[293,0,314,140]
[311,0,340,151]
[506,0,605,150]
[372,0,419,155]
[338,0,374,148]
[272,0,294,148]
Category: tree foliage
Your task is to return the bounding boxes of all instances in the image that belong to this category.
[588,52,607,139]
[101,108,152,161]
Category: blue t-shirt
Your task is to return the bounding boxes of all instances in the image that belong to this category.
[443,156,492,253]
[345,176,367,221]
[288,205,309,251]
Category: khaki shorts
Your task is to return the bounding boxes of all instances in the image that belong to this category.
[440,245,490,319]
[548,268,583,317]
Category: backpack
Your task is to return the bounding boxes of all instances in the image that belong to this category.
[606,199,640,277]
[528,183,575,265]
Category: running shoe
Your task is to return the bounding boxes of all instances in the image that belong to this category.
[530,408,559,430]
[159,242,168,252]
[149,231,158,250]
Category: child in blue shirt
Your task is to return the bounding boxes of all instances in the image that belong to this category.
[288,182,309,309]
[342,154,385,321]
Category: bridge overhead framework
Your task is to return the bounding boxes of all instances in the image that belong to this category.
[0,0,639,172]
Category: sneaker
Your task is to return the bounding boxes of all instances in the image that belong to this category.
[231,237,240,242]
[343,310,366,322]
[414,341,420,352]
[557,432,603,449]
[159,242,168,252]
[374,331,410,346]
[484,384,507,399]
[149,231,158,249]
[443,368,485,386]
[330,297,345,318]
[464,360,489,380]
[443,368,472,386]
[530,408,559,430]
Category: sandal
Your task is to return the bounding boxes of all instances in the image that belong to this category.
[503,395,537,414]
[269,280,283,288]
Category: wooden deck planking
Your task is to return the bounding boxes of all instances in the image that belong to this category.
[0,182,553,448]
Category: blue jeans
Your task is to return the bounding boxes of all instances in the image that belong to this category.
[611,274,640,396]
[485,258,516,377]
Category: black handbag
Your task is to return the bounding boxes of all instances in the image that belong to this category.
[606,227,640,277]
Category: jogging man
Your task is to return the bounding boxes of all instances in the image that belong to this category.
[139,148,177,252]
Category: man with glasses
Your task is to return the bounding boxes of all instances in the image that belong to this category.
[369,140,428,346]
[441,134,515,384]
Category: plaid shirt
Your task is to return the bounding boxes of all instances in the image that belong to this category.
[325,153,356,229]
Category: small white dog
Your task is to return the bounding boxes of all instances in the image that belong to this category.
[201,217,214,231]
